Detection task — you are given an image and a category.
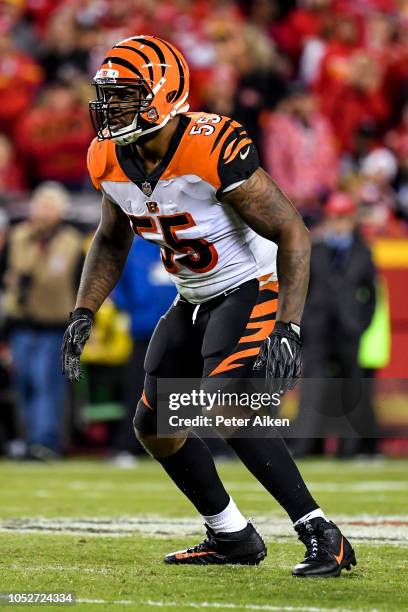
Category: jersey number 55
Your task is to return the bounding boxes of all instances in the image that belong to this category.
[129,212,218,274]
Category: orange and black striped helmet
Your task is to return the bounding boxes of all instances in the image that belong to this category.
[89,35,190,145]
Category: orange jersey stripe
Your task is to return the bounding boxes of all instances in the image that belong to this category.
[225,138,253,164]
[223,137,238,160]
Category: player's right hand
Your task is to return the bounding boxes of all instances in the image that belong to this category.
[61,308,94,383]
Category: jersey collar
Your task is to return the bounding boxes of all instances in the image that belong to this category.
[115,114,191,196]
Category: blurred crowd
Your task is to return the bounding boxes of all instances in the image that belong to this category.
[0,0,406,460]
[1,0,408,235]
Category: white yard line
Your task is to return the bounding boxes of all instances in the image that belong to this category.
[7,563,112,574]
[74,598,359,612]
[0,514,407,545]
[77,598,133,605]
[1,479,404,501]
[225,481,408,493]
[145,602,358,612]
[64,480,408,493]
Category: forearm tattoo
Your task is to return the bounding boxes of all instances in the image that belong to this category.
[76,234,130,312]
[76,197,133,312]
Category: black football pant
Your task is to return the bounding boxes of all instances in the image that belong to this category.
[133,277,319,523]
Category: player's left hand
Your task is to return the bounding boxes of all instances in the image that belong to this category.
[253,321,302,395]
[61,308,94,383]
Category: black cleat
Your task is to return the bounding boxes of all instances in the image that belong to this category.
[164,522,267,565]
[293,517,357,577]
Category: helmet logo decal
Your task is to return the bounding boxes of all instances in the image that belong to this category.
[95,68,119,81]
[142,181,153,196]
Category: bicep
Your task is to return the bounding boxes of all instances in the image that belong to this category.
[99,195,133,248]
[221,167,301,241]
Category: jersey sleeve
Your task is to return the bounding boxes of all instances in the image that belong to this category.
[216,123,259,198]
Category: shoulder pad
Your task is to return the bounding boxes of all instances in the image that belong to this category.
[87,138,125,190]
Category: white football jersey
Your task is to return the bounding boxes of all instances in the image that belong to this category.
[87,112,277,304]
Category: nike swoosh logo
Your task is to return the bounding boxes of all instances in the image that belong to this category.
[281,337,293,359]
[240,146,251,160]
[175,551,216,560]
[333,536,344,564]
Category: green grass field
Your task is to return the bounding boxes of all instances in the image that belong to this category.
[0,457,407,612]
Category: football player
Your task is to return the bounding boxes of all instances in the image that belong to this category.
[61,36,356,576]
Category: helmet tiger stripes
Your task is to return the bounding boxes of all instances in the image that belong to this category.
[89,35,190,145]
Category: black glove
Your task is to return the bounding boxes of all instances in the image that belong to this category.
[253,321,302,395]
[61,308,94,382]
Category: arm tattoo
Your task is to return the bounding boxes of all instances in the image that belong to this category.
[222,167,298,236]
[222,167,311,324]
[275,246,310,324]
[76,196,133,313]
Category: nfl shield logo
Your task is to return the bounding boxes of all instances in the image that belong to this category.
[142,181,153,196]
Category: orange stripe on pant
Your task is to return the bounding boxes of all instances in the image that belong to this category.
[250,299,278,319]
[141,390,154,411]
[209,282,278,377]
[239,319,276,343]
[209,347,261,376]
[260,281,278,293]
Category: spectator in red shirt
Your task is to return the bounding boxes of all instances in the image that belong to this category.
[263,86,339,219]
[313,12,361,114]
[273,0,332,65]
[363,12,395,61]
[0,29,43,137]
[15,82,93,190]
[333,0,397,13]
[320,50,389,153]
[363,13,404,123]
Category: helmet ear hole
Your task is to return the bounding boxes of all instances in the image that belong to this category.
[166,90,177,103]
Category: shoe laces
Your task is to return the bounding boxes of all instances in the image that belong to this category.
[185,528,217,554]
[296,521,325,560]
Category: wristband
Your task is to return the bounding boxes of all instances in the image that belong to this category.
[275,321,300,336]
[70,307,95,323]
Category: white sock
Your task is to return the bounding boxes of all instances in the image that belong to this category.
[203,497,248,533]
[293,508,327,527]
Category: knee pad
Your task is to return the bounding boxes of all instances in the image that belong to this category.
[133,398,157,436]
